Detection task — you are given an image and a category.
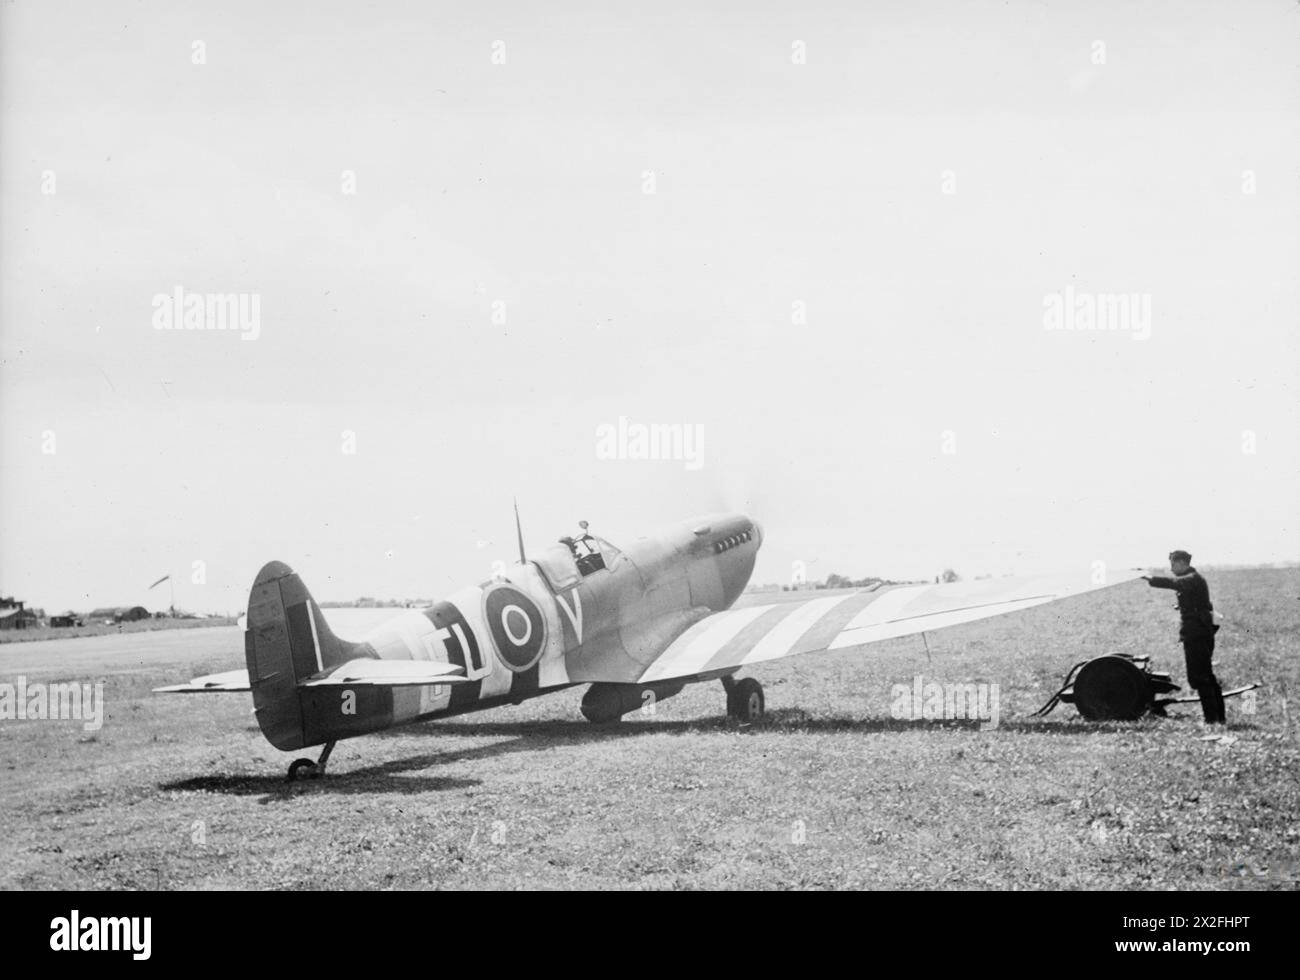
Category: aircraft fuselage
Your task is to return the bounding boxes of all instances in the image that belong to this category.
[280,513,762,748]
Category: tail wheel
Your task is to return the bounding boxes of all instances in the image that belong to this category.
[287,740,336,781]
[727,678,765,722]
[287,758,318,781]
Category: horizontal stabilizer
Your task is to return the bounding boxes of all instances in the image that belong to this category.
[297,658,471,688]
[154,669,251,693]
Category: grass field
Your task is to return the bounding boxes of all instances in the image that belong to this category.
[1,568,1296,890]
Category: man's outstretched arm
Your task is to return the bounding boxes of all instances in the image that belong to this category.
[1144,574,1187,591]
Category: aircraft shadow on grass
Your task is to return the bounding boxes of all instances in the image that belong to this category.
[409,711,998,741]
[161,708,1215,801]
[409,707,1180,739]
[159,755,480,803]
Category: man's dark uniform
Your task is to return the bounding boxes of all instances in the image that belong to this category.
[1147,562,1224,723]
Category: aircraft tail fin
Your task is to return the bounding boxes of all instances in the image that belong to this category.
[243,560,355,750]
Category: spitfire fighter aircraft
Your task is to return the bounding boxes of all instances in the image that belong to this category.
[157,512,1139,778]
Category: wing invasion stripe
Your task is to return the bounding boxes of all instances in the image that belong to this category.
[655,588,896,679]
[640,604,772,681]
[735,595,855,665]
[698,602,806,671]
[839,585,930,631]
[781,588,893,658]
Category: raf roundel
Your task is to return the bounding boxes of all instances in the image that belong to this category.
[482,584,547,672]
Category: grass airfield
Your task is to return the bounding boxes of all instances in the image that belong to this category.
[1,568,1296,890]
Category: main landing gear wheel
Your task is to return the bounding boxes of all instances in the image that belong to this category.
[287,741,335,781]
[724,677,765,722]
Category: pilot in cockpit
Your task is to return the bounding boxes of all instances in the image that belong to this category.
[562,521,605,574]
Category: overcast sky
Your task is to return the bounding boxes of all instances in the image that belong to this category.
[2,0,1296,613]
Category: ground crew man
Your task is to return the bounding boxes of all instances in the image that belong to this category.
[1142,550,1224,725]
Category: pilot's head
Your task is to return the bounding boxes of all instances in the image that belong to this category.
[1168,550,1192,575]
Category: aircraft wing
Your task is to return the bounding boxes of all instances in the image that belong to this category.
[154,669,252,693]
[297,658,472,687]
[635,568,1144,684]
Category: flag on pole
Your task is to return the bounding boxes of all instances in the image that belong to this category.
[148,575,170,589]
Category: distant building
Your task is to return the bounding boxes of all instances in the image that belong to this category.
[0,596,37,630]
[88,606,150,623]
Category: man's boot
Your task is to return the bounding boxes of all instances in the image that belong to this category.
[1200,685,1226,725]
[1209,685,1226,725]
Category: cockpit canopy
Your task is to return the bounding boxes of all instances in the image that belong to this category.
[533,533,621,592]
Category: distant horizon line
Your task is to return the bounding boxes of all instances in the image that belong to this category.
[8,560,1297,617]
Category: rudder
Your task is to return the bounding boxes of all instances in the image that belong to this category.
[243,560,353,750]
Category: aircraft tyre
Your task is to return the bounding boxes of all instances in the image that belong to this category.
[287,758,319,780]
[727,678,765,722]
[287,741,335,781]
